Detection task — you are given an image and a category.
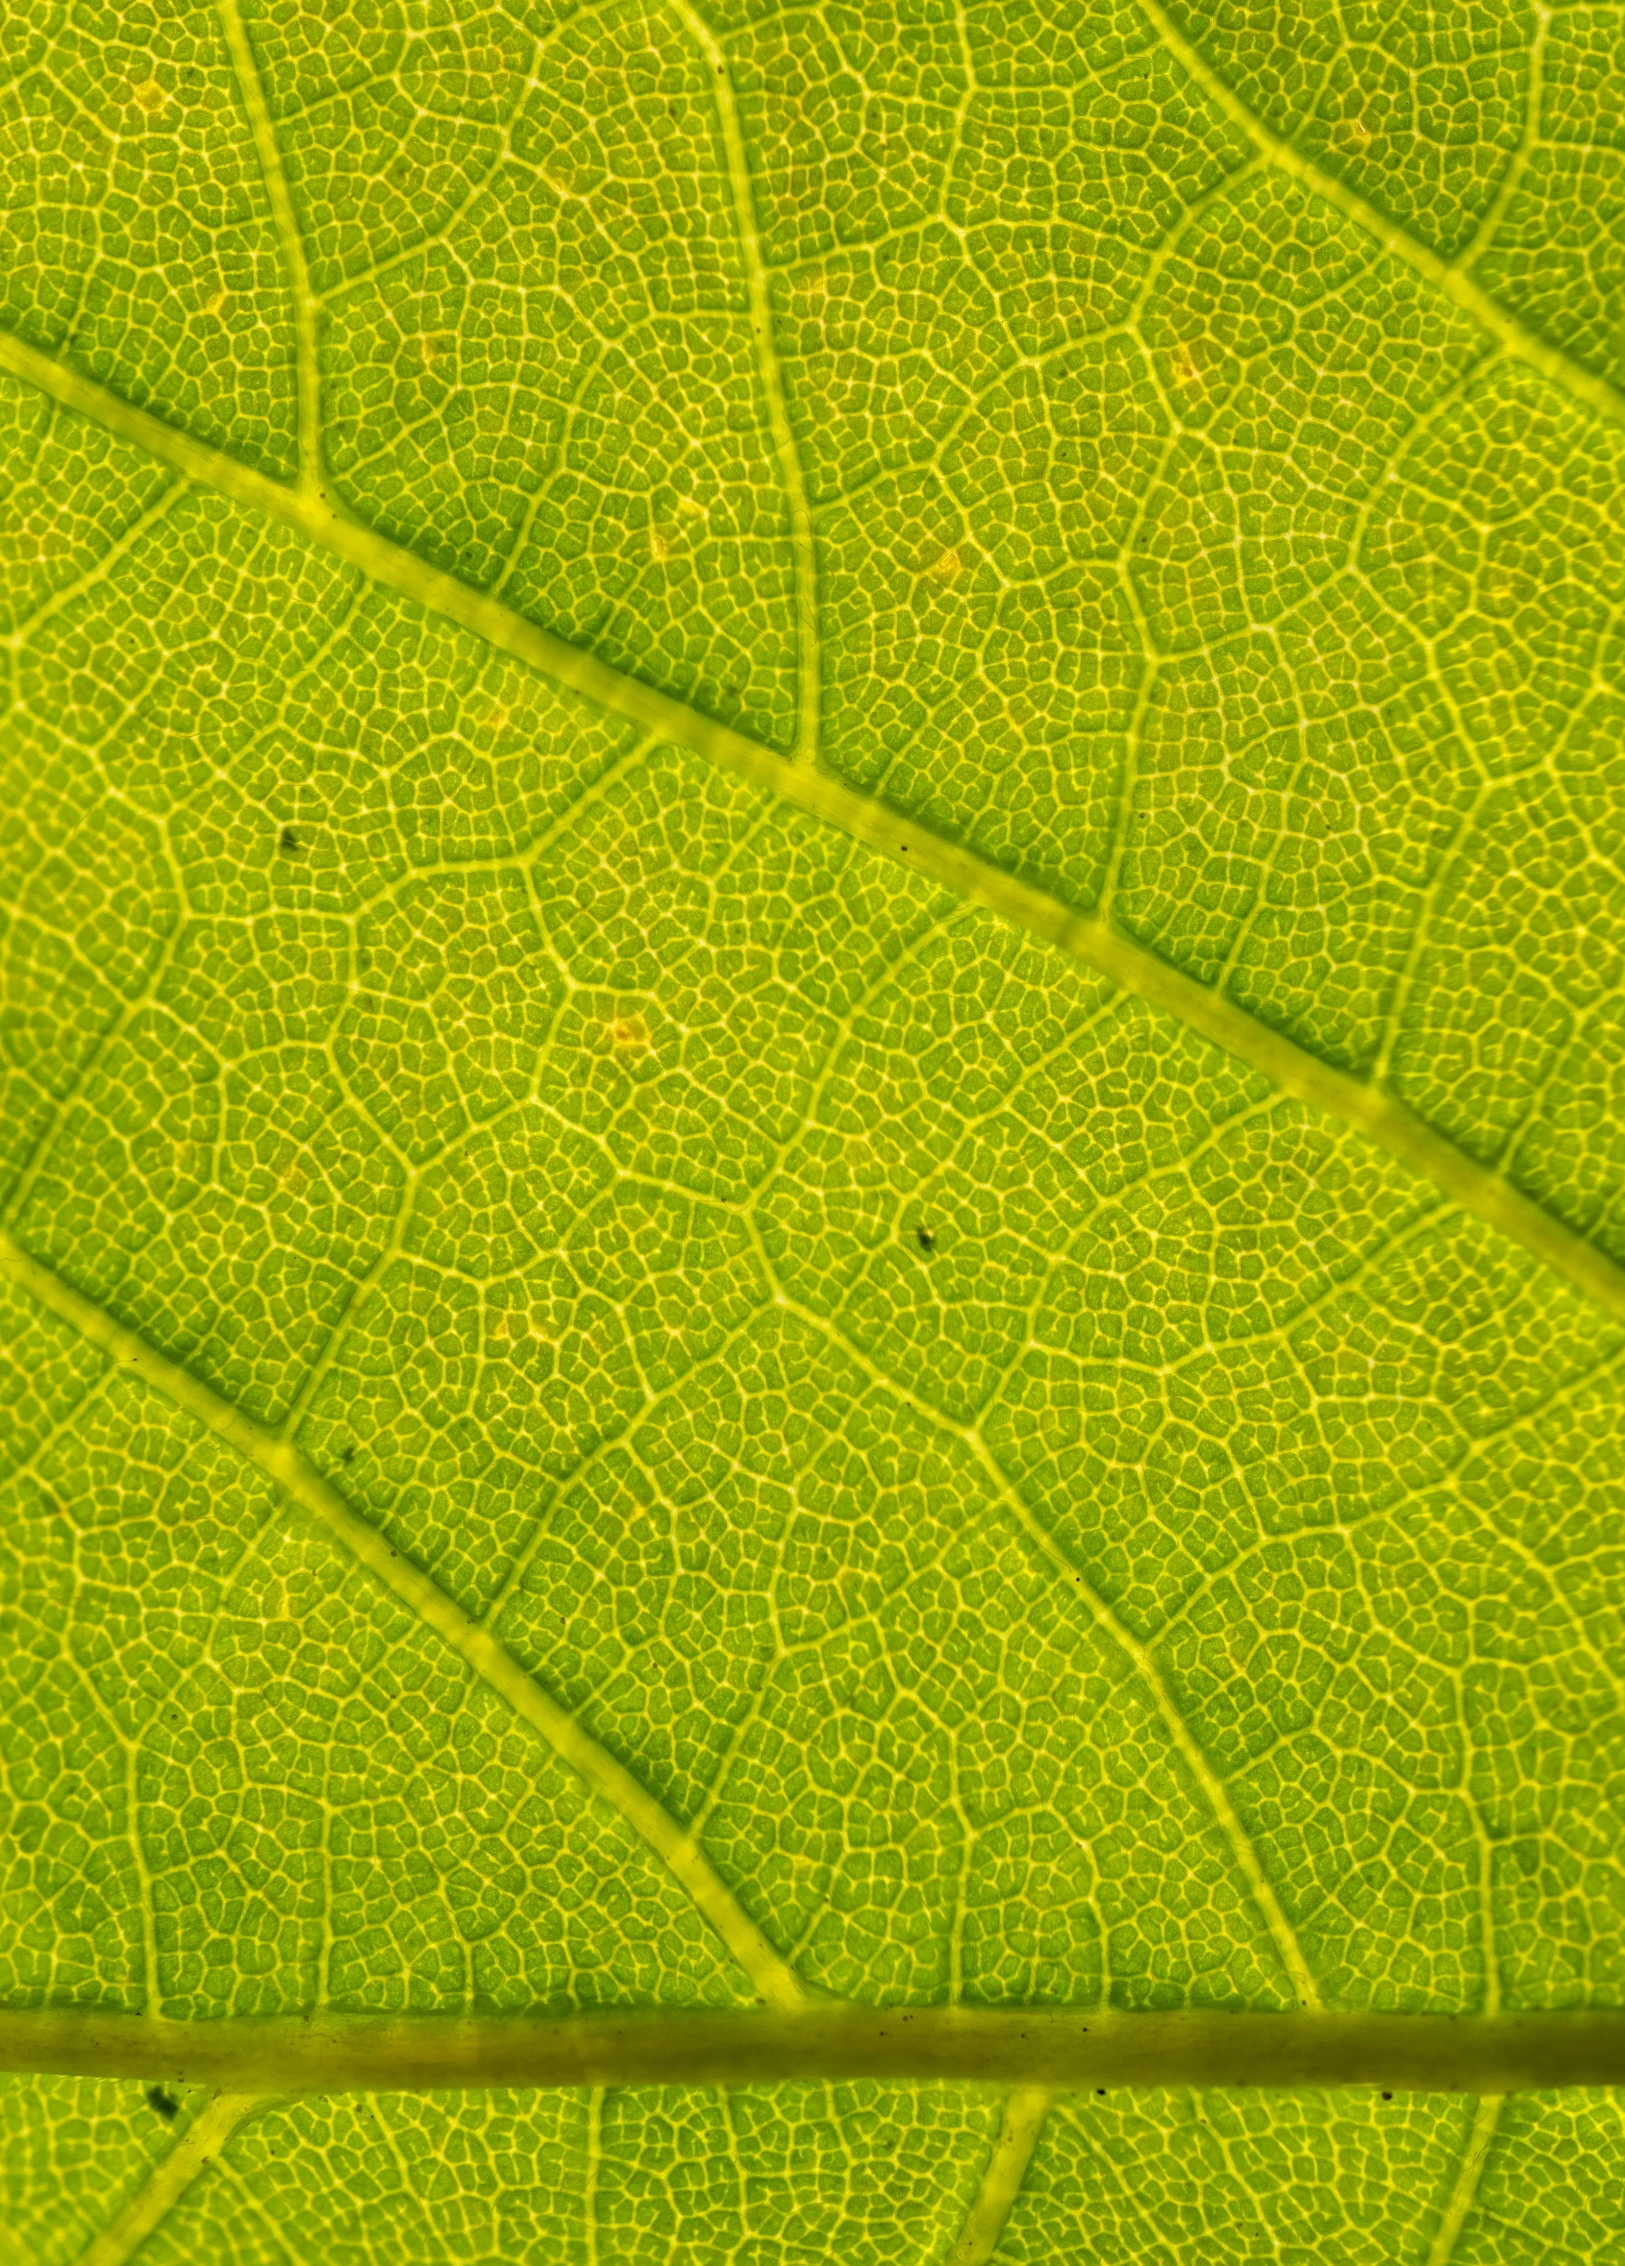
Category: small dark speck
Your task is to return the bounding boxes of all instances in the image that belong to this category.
[915,1224,936,1252]
[279,825,303,856]
[146,2085,180,2122]
[1381,2091,1393,2101]
[1095,2088,1106,2097]
[341,1445,356,1464]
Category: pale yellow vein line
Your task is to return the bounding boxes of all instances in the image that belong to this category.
[2,475,186,652]
[584,2088,604,2266]
[737,1224,1323,2005]
[1454,2,1551,273]
[0,1230,807,2013]
[1134,0,1625,432]
[962,1426,1323,2012]
[2,331,1624,1330]
[207,2159,303,2265]
[75,2093,264,2266]
[215,0,322,491]
[124,1731,160,2018]
[674,1,822,763]
[944,2087,1054,2266]
[1425,2096,1506,2266]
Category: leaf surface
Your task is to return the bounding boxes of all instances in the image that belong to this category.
[1,0,1623,2259]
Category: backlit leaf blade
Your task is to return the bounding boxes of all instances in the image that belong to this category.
[1,0,1623,2259]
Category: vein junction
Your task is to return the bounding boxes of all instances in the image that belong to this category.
[2,14,1622,2255]
[1133,0,1625,432]
[0,1228,805,2016]
[0,329,1620,1333]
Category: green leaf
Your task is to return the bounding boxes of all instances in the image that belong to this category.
[1,0,1622,2258]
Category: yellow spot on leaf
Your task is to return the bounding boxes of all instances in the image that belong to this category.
[927,546,963,585]
[652,497,706,563]
[130,79,166,116]
[608,1013,650,1057]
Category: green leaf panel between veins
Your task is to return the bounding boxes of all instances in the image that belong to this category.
[0,0,1622,2259]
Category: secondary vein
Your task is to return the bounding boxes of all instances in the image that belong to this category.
[945,2087,1055,2266]
[1424,2095,1506,2266]
[965,1432,1325,2012]
[0,1230,807,2016]
[1133,0,1625,433]
[75,2093,265,2266]
[1,332,1623,1331]
[215,0,323,492]
[675,2,823,765]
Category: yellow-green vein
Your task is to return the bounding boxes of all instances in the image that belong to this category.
[215,0,322,490]
[945,2088,1055,2266]
[675,2,822,766]
[1425,2096,1505,2266]
[1,333,1623,1335]
[8,2007,1625,2093]
[1134,0,1625,432]
[0,1229,807,2014]
[74,2094,265,2266]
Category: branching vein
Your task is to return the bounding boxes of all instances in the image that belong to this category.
[675,1,823,764]
[1,337,1623,1344]
[945,2087,1055,2266]
[1424,2095,1505,2266]
[215,0,323,492]
[74,2094,265,2266]
[1134,0,1625,432]
[0,1230,807,2015]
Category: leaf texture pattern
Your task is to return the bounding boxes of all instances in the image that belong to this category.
[1,0,1622,2258]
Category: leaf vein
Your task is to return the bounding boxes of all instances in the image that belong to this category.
[0,1230,808,2014]
[736,1255,1326,2010]
[2,331,1622,1333]
[675,2,823,764]
[944,2086,1054,2266]
[73,2094,266,2266]
[1133,0,1625,431]
[1424,2094,1505,2266]
[215,0,322,491]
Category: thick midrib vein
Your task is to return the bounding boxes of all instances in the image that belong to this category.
[3,331,1624,1333]
[1136,0,1625,433]
[5,2007,1624,2092]
[0,1230,805,2016]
